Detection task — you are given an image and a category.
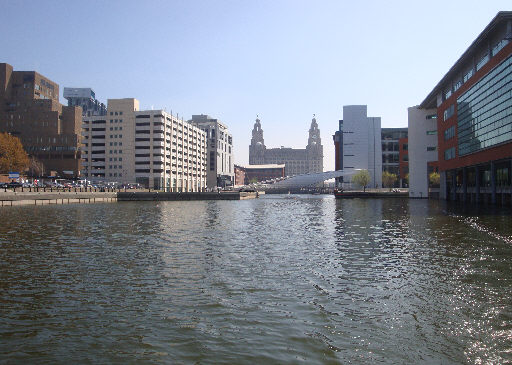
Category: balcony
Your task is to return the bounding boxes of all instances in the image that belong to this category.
[135,140,151,147]
[135,124,151,131]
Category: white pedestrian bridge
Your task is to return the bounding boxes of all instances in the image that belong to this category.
[251,169,359,189]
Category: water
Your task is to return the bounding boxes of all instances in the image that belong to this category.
[0,195,511,364]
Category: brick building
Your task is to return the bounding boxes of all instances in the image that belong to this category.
[419,12,512,204]
[0,63,82,177]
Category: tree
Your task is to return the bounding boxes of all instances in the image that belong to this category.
[429,172,440,187]
[351,169,371,192]
[382,171,398,191]
[249,177,258,184]
[0,133,29,174]
[28,157,44,177]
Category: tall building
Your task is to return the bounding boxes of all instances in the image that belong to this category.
[64,87,107,117]
[82,98,208,191]
[0,63,82,177]
[188,114,234,189]
[381,127,408,187]
[333,105,382,188]
[249,115,323,176]
[418,11,512,204]
[408,107,439,198]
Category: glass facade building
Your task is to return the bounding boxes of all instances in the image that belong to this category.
[416,11,512,204]
[457,54,512,156]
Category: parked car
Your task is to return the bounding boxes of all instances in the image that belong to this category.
[7,182,23,188]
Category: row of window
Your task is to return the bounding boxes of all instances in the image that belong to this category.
[457,54,512,156]
[444,38,509,100]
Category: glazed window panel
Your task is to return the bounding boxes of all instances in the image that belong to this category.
[457,54,512,156]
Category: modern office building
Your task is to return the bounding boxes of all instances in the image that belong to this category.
[64,87,107,117]
[82,98,208,191]
[381,127,408,187]
[419,11,512,204]
[333,105,382,188]
[188,114,234,189]
[249,115,323,176]
[234,164,285,185]
[407,106,439,198]
[0,63,82,177]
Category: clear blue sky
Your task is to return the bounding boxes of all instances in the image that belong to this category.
[1,0,510,170]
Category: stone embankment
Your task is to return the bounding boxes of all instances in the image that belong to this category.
[0,190,258,207]
[0,191,117,206]
[117,191,258,201]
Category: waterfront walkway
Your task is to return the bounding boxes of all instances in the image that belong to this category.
[0,190,258,206]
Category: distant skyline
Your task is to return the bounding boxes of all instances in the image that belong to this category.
[1,1,510,171]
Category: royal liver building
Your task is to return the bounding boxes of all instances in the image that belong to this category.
[249,115,323,176]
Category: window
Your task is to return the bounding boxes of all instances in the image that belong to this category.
[426,114,437,120]
[426,130,437,135]
[427,146,436,151]
[444,147,455,160]
[463,68,474,83]
[443,104,455,121]
[492,39,509,56]
[476,54,489,71]
[444,126,455,140]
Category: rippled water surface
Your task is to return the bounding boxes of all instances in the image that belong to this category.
[1,195,511,364]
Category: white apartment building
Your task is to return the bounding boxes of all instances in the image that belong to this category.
[337,105,382,188]
[407,106,438,198]
[189,114,234,189]
[81,98,208,191]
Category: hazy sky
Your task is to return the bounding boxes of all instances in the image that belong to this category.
[1,1,510,170]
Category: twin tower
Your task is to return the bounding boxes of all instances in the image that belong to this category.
[249,116,323,176]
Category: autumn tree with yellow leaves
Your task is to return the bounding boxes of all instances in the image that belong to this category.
[0,132,29,174]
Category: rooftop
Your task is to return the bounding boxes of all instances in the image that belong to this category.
[420,11,512,108]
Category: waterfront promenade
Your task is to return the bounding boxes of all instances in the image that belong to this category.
[0,189,258,206]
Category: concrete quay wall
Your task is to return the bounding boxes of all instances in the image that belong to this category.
[0,191,117,207]
[0,191,258,207]
[117,191,258,201]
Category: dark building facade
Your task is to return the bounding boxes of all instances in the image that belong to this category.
[420,12,512,204]
[0,63,82,177]
[382,127,408,187]
[399,137,409,186]
[64,87,106,117]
